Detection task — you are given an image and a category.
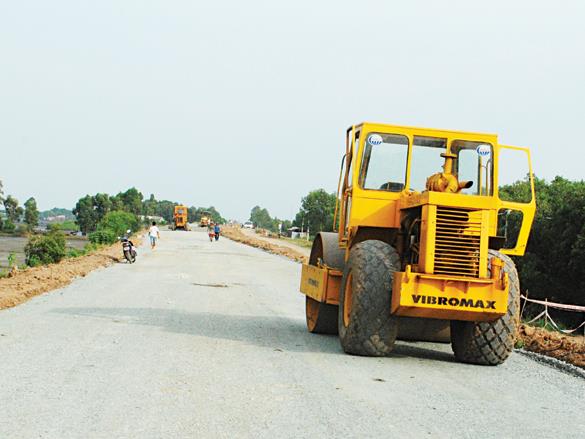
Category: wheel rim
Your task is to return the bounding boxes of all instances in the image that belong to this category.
[343,272,353,327]
[306,297,320,331]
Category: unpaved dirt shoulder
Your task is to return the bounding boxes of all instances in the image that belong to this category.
[0,236,141,310]
[221,227,308,263]
[240,228,311,258]
[519,324,585,369]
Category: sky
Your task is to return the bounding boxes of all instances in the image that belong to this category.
[1,0,584,221]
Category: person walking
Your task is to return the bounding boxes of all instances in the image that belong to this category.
[207,222,215,242]
[149,221,160,249]
[214,223,221,241]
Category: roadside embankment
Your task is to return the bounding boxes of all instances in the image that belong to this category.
[221,226,308,263]
[518,324,585,368]
[0,236,141,310]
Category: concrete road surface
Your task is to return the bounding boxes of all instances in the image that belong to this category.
[0,230,583,439]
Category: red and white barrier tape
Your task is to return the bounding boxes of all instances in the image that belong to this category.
[520,295,585,313]
[520,294,585,334]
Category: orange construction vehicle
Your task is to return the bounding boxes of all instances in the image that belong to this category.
[171,205,190,231]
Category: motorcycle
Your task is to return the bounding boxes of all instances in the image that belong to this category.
[120,230,137,263]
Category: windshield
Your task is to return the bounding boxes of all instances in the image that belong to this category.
[451,140,494,196]
[358,133,494,195]
[409,136,447,191]
[359,133,408,192]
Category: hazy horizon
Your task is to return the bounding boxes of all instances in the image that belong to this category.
[1,1,584,221]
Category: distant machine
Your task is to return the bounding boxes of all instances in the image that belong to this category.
[199,211,212,228]
[171,205,190,231]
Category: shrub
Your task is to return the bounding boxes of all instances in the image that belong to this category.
[67,248,83,258]
[97,211,139,238]
[49,220,79,232]
[89,229,117,245]
[84,242,101,253]
[47,223,62,232]
[25,231,67,266]
[2,220,16,233]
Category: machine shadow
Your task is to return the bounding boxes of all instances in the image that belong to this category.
[53,307,341,354]
[52,307,457,362]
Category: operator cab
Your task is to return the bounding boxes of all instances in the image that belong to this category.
[359,132,494,196]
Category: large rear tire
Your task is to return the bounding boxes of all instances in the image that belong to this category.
[304,232,345,334]
[338,240,400,356]
[450,250,520,365]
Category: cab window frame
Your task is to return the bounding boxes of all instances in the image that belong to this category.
[358,132,410,193]
[450,140,495,197]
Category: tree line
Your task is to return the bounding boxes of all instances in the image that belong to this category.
[73,188,225,235]
[248,189,337,235]
[500,176,585,310]
[0,180,40,233]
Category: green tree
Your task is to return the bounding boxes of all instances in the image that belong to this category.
[25,230,66,266]
[279,219,292,233]
[24,197,40,230]
[97,210,140,237]
[3,195,24,223]
[110,194,124,211]
[155,200,178,222]
[94,193,112,220]
[118,187,143,216]
[88,229,117,245]
[73,188,144,234]
[293,189,337,236]
[499,176,585,310]
[39,208,74,220]
[143,194,158,216]
[188,206,225,224]
[206,206,225,224]
[73,195,98,234]
[250,206,274,230]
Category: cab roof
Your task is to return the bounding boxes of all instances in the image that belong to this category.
[354,122,498,141]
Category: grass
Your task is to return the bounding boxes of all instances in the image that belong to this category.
[281,236,313,249]
[48,220,79,232]
[523,317,568,332]
[0,252,17,278]
[67,242,104,258]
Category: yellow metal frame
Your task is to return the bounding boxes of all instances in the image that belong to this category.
[495,145,536,255]
[300,264,341,305]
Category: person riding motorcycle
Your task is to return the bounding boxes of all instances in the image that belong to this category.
[121,229,137,263]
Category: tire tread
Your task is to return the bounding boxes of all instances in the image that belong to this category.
[451,250,520,365]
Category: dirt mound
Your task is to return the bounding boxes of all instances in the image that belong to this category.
[519,324,585,368]
[0,239,136,311]
[222,226,308,264]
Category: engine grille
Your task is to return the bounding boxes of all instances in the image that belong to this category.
[433,207,482,278]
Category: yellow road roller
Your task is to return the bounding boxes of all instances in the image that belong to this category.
[300,122,535,365]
